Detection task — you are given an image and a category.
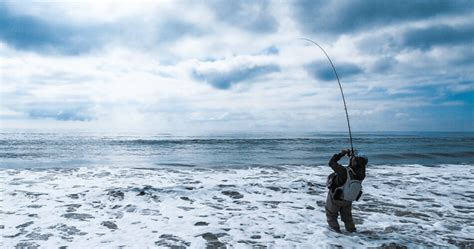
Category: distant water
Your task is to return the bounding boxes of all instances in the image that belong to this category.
[0,132,473,169]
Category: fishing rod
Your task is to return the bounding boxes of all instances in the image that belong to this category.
[300,38,354,154]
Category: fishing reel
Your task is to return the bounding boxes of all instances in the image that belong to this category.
[348,149,356,157]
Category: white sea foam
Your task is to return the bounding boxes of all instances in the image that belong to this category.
[1,164,473,248]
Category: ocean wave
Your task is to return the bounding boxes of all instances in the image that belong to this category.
[1,164,473,248]
[1,133,473,167]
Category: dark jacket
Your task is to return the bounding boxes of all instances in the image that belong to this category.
[328,152,366,188]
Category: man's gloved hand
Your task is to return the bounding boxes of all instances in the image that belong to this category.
[341,149,356,157]
[341,149,350,156]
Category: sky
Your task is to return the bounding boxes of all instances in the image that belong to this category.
[0,0,473,133]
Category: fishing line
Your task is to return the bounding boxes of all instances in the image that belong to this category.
[299,38,354,154]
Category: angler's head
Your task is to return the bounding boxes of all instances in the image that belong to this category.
[350,152,368,168]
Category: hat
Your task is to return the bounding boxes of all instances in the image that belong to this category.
[356,152,368,161]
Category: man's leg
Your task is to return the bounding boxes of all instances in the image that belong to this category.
[325,192,341,232]
[340,202,356,232]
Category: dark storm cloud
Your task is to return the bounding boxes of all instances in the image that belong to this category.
[293,0,473,35]
[402,24,474,51]
[209,0,278,33]
[0,3,203,55]
[193,64,280,89]
[305,61,363,81]
[355,23,474,70]
[0,3,99,55]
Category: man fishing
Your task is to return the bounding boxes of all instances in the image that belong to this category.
[301,38,368,232]
[325,149,368,233]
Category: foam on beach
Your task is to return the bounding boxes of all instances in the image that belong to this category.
[1,164,473,248]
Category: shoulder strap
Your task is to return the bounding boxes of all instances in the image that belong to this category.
[347,167,357,179]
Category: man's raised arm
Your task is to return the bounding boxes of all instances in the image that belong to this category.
[328,149,349,176]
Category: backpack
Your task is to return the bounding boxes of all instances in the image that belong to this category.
[336,167,362,201]
[326,167,362,201]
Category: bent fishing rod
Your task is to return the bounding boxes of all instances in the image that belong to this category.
[300,38,354,155]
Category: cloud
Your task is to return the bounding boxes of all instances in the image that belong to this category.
[371,56,398,73]
[401,24,474,51]
[293,0,473,35]
[22,102,94,121]
[447,80,474,93]
[305,61,363,81]
[260,45,279,55]
[451,46,474,65]
[0,3,98,55]
[155,19,203,44]
[0,1,472,132]
[193,64,280,90]
[440,101,465,107]
[208,0,278,33]
[0,3,205,55]
[28,109,92,121]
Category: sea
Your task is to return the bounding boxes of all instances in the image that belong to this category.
[1,131,473,169]
[1,132,473,248]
